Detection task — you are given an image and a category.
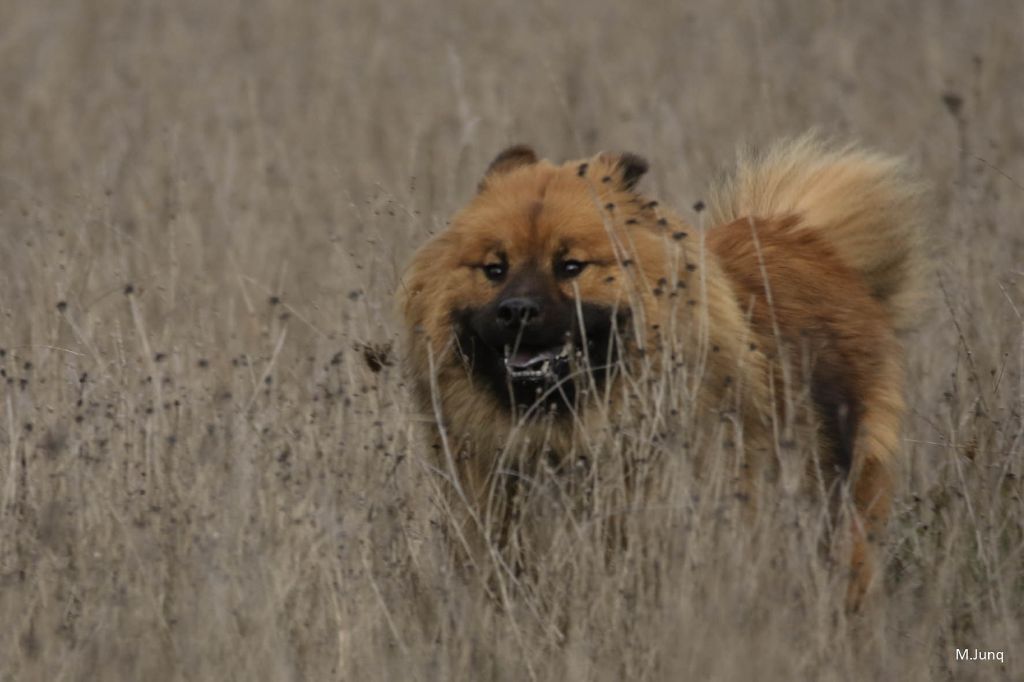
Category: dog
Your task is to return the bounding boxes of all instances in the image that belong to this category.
[400,135,923,606]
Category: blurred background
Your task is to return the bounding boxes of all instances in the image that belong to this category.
[1,1,1021,680]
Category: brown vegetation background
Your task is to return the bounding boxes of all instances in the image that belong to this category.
[1,1,1022,680]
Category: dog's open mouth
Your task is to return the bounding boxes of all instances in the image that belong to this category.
[457,301,629,411]
[503,345,572,382]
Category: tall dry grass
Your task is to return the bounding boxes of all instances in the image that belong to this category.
[0,1,1022,680]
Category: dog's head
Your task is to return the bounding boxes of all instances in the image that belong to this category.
[402,145,676,416]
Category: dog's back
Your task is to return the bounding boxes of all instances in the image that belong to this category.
[706,136,926,606]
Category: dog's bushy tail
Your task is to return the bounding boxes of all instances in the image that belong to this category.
[709,134,927,333]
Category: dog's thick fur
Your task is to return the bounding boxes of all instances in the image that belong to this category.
[400,135,923,606]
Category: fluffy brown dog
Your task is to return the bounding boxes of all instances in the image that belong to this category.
[400,135,923,605]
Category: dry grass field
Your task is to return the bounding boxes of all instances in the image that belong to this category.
[1,1,1022,680]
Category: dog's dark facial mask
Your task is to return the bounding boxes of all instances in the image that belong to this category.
[453,265,628,414]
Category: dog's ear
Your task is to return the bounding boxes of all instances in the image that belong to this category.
[606,152,649,191]
[479,145,538,190]
[616,152,649,190]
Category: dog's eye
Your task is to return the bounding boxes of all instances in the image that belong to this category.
[557,260,587,279]
[482,263,507,282]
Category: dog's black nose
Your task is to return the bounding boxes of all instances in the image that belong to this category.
[496,297,541,327]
